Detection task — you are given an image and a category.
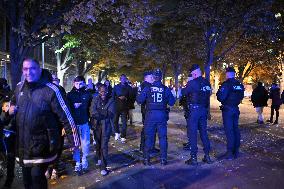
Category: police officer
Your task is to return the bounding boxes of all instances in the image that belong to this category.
[217,67,244,160]
[139,71,155,152]
[137,69,175,166]
[183,64,213,165]
[180,73,194,150]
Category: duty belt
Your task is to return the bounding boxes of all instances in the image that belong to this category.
[188,104,206,108]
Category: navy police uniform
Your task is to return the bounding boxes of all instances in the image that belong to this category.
[137,69,175,165]
[183,64,212,165]
[139,71,157,152]
[217,67,244,159]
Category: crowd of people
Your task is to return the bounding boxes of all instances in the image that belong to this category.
[0,58,283,189]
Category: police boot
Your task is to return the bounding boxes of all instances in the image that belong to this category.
[234,149,240,159]
[185,155,198,165]
[143,158,151,166]
[160,159,167,166]
[202,154,213,164]
[183,142,191,151]
[224,151,234,160]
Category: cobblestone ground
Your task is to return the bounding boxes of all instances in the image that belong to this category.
[1,97,283,189]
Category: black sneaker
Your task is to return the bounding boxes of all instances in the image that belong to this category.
[160,159,167,166]
[183,142,189,146]
[202,155,213,164]
[73,170,82,176]
[183,143,191,151]
[82,168,89,174]
[185,156,198,165]
[150,148,160,154]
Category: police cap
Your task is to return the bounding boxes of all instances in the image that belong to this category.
[189,64,200,72]
[153,68,162,77]
[226,67,236,73]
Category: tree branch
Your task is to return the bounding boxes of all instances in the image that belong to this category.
[214,31,246,62]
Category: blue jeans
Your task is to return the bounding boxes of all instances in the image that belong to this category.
[222,106,240,153]
[188,106,210,156]
[73,123,90,170]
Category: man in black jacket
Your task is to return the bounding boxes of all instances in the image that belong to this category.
[10,58,80,189]
[112,74,132,143]
[267,83,282,125]
[251,82,269,124]
[67,76,92,175]
[90,84,115,176]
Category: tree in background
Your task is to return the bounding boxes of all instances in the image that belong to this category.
[0,0,153,89]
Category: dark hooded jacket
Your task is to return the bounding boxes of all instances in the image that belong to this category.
[251,85,269,107]
[67,87,92,125]
[269,86,282,106]
[12,69,80,166]
[89,95,115,136]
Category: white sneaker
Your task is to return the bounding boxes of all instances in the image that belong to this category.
[96,160,102,166]
[100,170,108,176]
[51,169,58,180]
[120,138,126,143]
[45,170,50,179]
[115,133,121,141]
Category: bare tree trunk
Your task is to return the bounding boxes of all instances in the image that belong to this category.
[214,71,220,94]
[173,62,181,99]
[280,60,284,93]
[162,61,167,85]
[205,37,215,120]
[10,30,30,89]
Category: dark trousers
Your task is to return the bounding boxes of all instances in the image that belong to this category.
[94,121,111,170]
[188,106,210,156]
[185,118,190,143]
[222,106,240,153]
[50,135,64,171]
[270,105,280,122]
[140,111,156,151]
[22,164,48,189]
[2,136,16,182]
[6,155,15,178]
[114,110,128,138]
[144,121,167,160]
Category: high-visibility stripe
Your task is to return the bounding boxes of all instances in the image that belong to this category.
[46,83,80,146]
[16,154,57,164]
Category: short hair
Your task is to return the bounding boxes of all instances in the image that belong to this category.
[74,75,85,82]
[1,97,10,107]
[23,57,40,66]
[120,74,127,78]
[98,84,107,91]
